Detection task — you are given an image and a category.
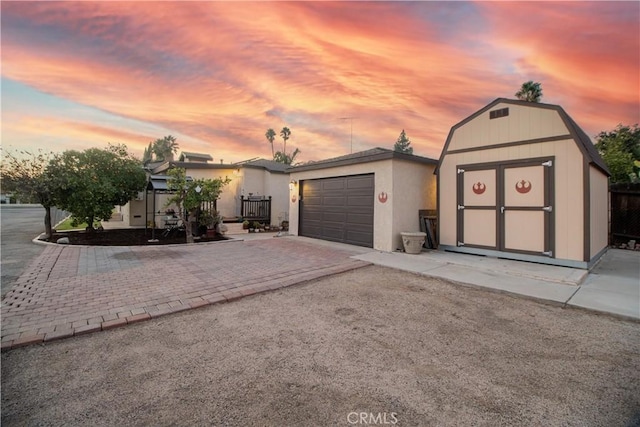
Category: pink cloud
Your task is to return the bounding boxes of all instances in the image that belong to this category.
[2,1,637,163]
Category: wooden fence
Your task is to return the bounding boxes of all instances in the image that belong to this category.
[610,183,640,244]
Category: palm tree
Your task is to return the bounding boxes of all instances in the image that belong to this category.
[152,135,179,161]
[273,148,301,165]
[280,127,291,155]
[515,81,542,102]
[265,128,276,159]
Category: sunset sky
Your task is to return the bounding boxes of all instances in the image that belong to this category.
[2,1,639,163]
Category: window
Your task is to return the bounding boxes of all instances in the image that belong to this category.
[490,108,509,119]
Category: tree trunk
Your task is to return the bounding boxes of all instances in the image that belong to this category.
[86,216,95,231]
[44,205,52,240]
[185,219,194,244]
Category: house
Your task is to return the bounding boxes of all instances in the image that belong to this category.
[436,98,610,269]
[288,148,438,251]
[119,153,290,228]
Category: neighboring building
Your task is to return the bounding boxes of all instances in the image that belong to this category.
[120,153,290,227]
[436,98,610,269]
[288,148,438,251]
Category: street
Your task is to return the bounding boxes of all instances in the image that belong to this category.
[1,205,50,297]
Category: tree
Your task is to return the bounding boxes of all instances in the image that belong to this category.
[280,127,291,155]
[47,144,147,230]
[165,167,230,243]
[393,129,413,154]
[273,148,301,165]
[151,135,179,162]
[515,81,543,102]
[0,149,57,239]
[595,124,640,183]
[142,142,153,164]
[265,128,276,159]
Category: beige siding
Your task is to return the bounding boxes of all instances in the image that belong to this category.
[448,103,568,151]
[439,138,585,261]
[590,165,609,257]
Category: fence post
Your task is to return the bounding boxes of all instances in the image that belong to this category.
[268,196,272,225]
[240,196,245,218]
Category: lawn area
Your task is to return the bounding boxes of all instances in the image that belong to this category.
[55,217,101,231]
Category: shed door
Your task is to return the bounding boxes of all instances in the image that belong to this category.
[501,161,553,256]
[457,159,554,257]
[299,174,374,248]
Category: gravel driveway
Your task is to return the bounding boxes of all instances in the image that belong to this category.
[2,266,638,426]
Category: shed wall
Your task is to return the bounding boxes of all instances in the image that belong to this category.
[590,165,609,257]
[449,103,569,151]
[439,138,585,261]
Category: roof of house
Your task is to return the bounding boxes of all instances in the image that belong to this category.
[238,158,291,173]
[289,147,438,173]
[436,98,610,175]
[146,174,193,192]
[151,158,290,175]
[179,152,213,161]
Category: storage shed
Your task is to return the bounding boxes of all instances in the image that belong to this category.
[289,148,437,251]
[436,98,610,269]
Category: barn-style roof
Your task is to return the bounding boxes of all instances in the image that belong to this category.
[436,98,610,176]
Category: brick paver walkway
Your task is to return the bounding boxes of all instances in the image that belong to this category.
[1,238,369,350]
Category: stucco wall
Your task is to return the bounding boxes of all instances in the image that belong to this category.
[590,165,609,258]
[391,160,437,251]
[183,168,241,217]
[439,138,585,262]
[290,159,436,252]
[289,160,391,250]
[265,172,291,225]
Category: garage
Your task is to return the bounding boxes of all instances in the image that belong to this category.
[436,98,610,269]
[289,148,437,252]
[299,174,374,247]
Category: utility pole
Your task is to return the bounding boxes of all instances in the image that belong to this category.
[338,117,355,153]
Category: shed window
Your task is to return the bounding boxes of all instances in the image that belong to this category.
[490,108,509,119]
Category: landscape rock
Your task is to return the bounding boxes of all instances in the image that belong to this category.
[56,237,70,244]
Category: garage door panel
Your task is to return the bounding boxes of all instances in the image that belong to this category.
[322,179,345,191]
[346,231,373,246]
[300,174,374,248]
[347,176,374,189]
[348,195,372,207]
[323,196,346,206]
[324,212,347,222]
[303,196,322,206]
[347,212,373,224]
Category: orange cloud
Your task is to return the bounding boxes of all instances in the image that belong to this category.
[2,1,638,163]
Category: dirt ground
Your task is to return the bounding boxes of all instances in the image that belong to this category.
[2,266,639,426]
[48,228,227,246]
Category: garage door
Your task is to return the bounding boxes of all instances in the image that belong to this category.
[300,174,374,247]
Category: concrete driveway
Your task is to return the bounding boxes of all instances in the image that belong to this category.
[1,237,368,349]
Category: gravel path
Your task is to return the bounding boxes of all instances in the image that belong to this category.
[2,266,639,426]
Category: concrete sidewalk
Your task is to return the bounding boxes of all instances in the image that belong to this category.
[353,248,639,320]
